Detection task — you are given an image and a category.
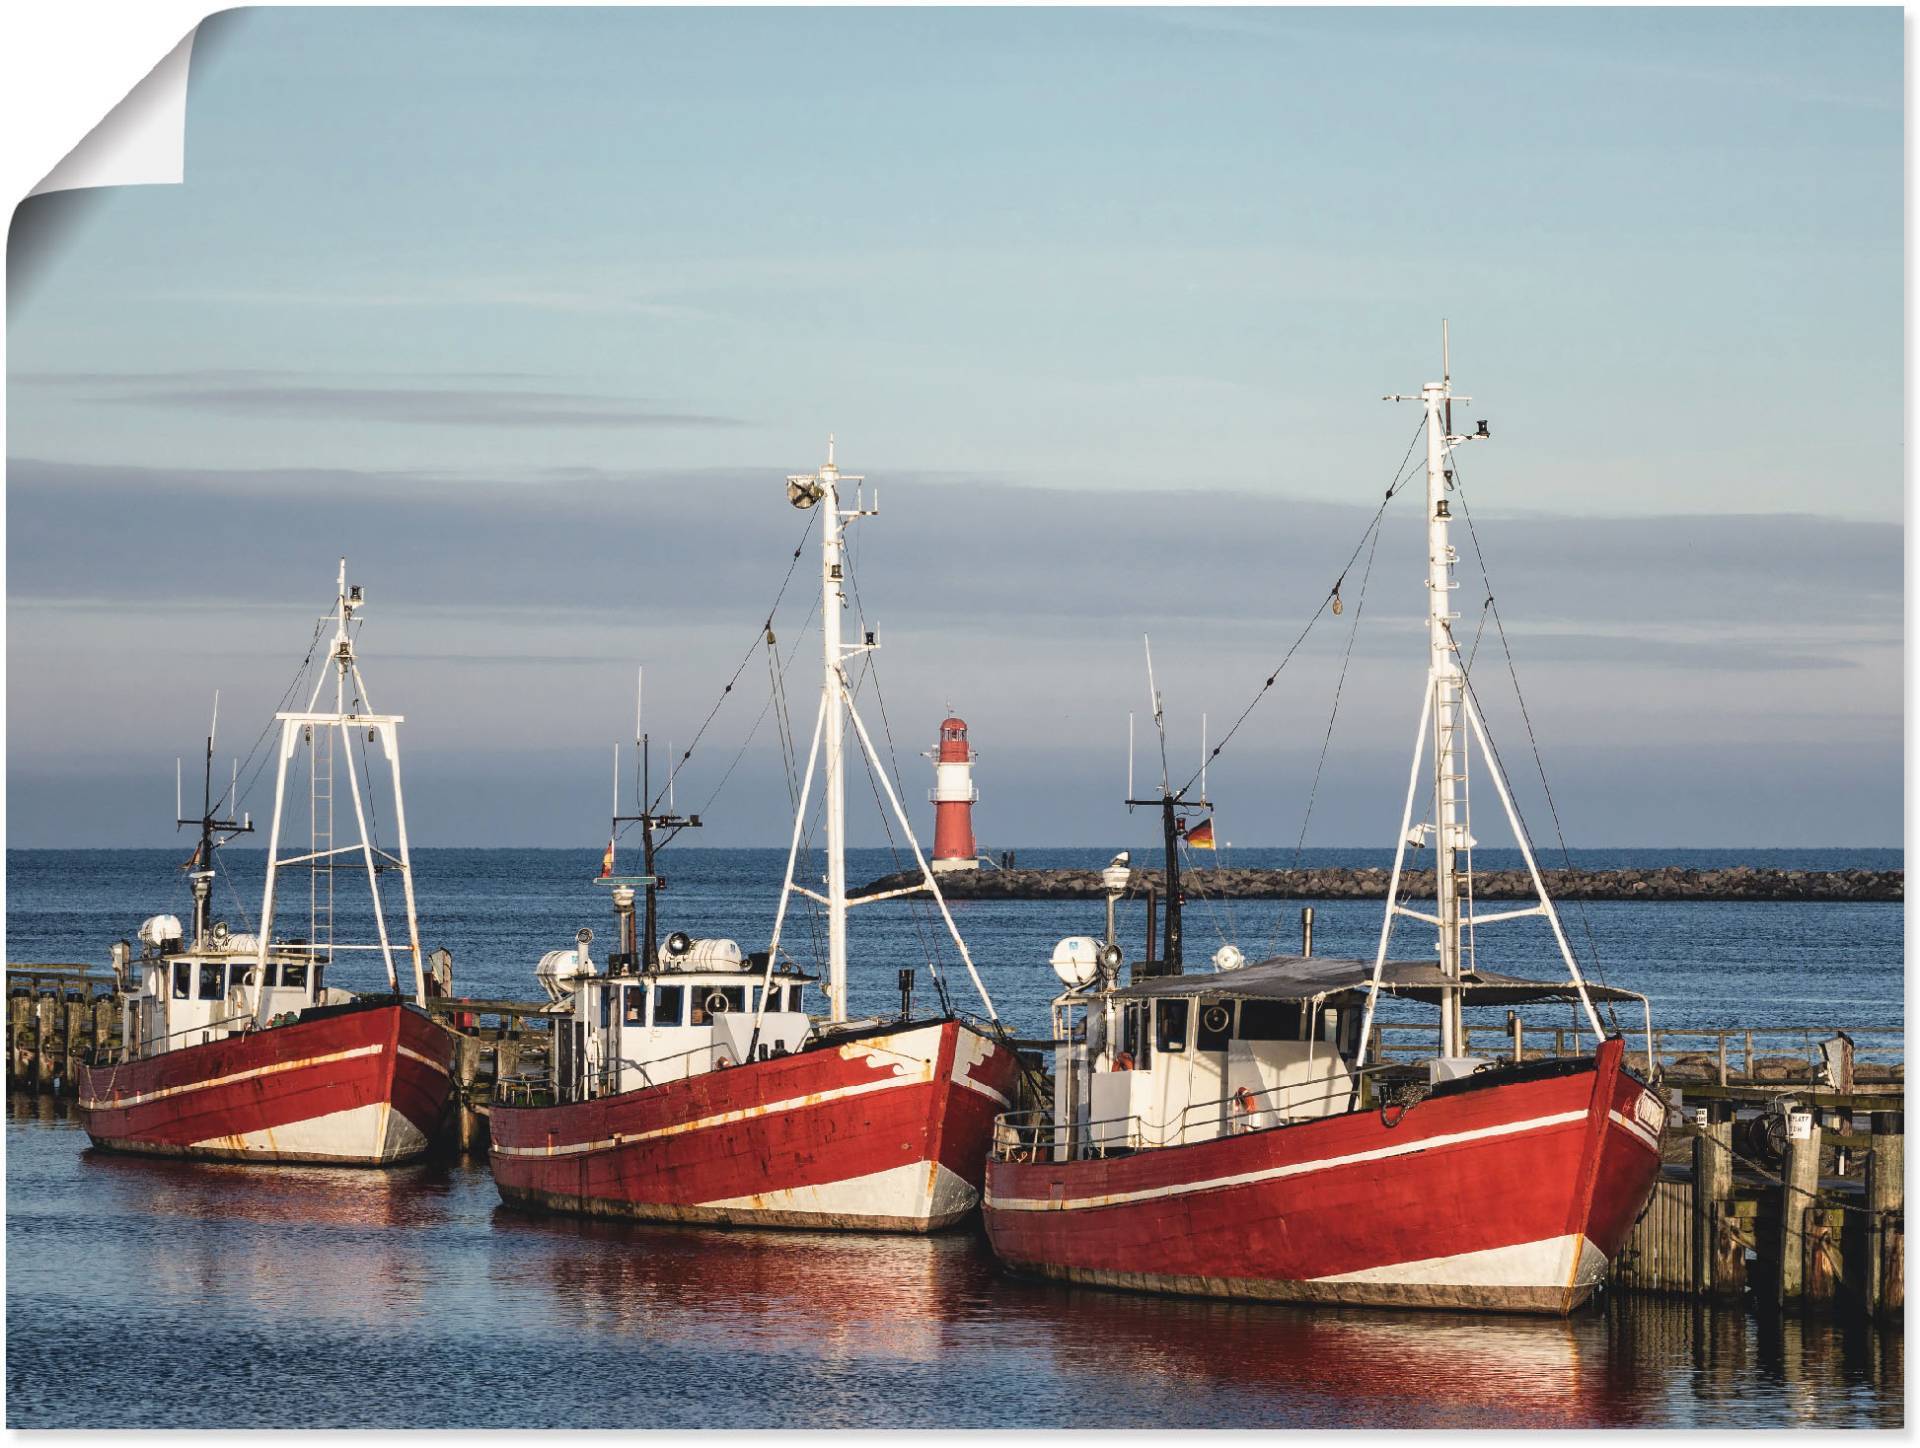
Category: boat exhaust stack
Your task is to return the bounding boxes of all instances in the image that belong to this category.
[611,883,638,970]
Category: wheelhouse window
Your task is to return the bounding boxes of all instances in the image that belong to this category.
[198,963,225,1001]
[1154,999,1190,1054]
[281,961,308,990]
[172,962,191,999]
[784,984,805,1012]
[1197,1000,1232,1053]
[623,986,646,1025]
[1119,1001,1151,1068]
[227,963,252,996]
[1236,1000,1305,1041]
[655,985,685,1028]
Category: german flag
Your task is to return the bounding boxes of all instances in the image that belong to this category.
[599,839,616,878]
[1183,817,1216,850]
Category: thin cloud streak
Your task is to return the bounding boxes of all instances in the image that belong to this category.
[74,385,741,429]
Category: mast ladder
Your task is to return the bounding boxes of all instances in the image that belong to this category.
[309,720,334,966]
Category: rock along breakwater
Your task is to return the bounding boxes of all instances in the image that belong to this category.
[856,865,1903,903]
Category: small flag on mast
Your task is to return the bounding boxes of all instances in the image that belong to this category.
[1183,817,1216,850]
[599,839,616,879]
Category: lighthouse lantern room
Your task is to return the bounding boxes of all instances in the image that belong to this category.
[929,716,979,872]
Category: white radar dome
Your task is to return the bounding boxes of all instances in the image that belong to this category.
[1050,936,1101,989]
[679,938,745,971]
[138,915,184,950]
[1213,944,1246,972]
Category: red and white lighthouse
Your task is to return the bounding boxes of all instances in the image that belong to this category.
[929,717,979,872]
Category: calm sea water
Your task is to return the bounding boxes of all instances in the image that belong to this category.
[5,846,1905,1428]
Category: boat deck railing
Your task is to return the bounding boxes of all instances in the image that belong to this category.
[990,1070,1391,1162]
[1370,1019,1902,1093]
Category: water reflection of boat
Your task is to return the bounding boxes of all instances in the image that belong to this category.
[484,1205,1635,1426]
[70,1149,452,1327]
[488,1209,975,1362]
[1035,1287,1628,1429]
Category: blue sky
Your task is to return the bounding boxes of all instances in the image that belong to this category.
[6,7,1902,847]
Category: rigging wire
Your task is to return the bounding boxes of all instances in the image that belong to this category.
[838,542,955,1008]
[216,610,331,822]
[1266,505,1387,956]
[684,613,807,827]
[208,602,337,931]
[1173,416,1428,800]
[1444,451,1623,1029]
[650,508,819,815]
[768,631,801,816]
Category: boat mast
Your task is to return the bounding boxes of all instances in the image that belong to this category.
[1360,326,1607,1070]
[769,438,1001,1026]
[1426,339,1467,1056]
[1376,327,1473,1055]
[177,691,252,948]
[254,560,427,1013]
[821,439,852,1019]
[607,667,698,967]
[1124,637,1203,976]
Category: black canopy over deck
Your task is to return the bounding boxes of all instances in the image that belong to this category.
[1109,955,1646,1009]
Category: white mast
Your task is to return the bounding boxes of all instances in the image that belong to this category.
[1358,327,1605,1071]
[1423,349,1467,1056]
[254,560,428,1015]
[820,436,853,1020]
[772,438,999,1026]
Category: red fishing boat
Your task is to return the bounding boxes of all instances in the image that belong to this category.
[490,440,1019,1229]
[79,562,454,1164]
[982,335,1666,1313]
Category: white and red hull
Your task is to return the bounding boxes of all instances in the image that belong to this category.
[77,1000,454,1166]
[490,1017,1020,1232]
[984,1037,1664,1315]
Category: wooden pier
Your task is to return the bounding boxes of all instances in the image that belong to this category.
[1610,1105,1904,1321]
[10,962,1901,1320]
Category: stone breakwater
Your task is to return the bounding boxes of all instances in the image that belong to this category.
[857,865,1903,902]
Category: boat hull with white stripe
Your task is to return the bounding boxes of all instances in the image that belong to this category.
[490,1017,1019,1232]
[77,999,453,1166]
[983,1038,1663,1315]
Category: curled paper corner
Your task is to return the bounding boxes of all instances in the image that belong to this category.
[29,26,199,198]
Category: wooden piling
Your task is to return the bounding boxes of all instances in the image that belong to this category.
[8,991,31,1086]
[453,1033,481,1154]
[92,995,115,1066]
[1867,1110,1904,1318]
[1694,1103,1737,1298]
[32,991,57,1091]
[61,993,86,1091]
[1779,1109,1821,1310]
